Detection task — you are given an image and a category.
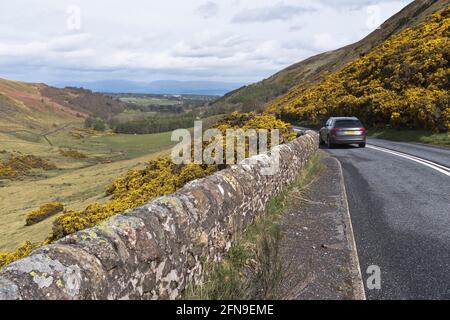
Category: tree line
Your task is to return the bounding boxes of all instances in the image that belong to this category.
[84,113,198,134]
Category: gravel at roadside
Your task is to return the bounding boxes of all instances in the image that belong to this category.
[278,153,365,300]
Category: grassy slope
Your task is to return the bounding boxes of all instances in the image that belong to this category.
[47,126,176,161]
[212,0,448,111]
[0,127,177,251]
[0,77,129,134]
[369,129,450,147]
[0,75,223,251]
[0,79,85,133]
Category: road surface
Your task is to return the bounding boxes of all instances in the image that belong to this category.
[329,138,450,299]
[295,128,450,299]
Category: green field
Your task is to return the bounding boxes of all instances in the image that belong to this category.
[119,97,182,106]
[0,125,177,251]
[111,110,158,123]
[48,126,176,160]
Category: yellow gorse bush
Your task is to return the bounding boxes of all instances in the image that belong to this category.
[50,112,296,241]
[51,159,213,240]
[0,242,33,269]
[0,154,56,180]
[59,149,87,159]
[25,202,64,226]
[268,7,450,132]
[0,112,297,269]
[215,112,297,143]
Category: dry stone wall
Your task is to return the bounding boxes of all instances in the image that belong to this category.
[0,131,319,300]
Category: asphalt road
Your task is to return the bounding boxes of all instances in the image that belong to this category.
[323,137,450,299]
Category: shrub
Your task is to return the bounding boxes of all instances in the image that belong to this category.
[25,202,64,226]
[51,159,211,240]
[85,116,107,131]
[0,153,56,180]
[59,149,87,159]
[215,112,297,144]
[0,242,33,269]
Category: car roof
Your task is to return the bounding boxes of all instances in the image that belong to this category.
[329,117,360,121]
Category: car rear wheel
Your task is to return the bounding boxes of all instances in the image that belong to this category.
[327,136,334,149]
[359,142,366,148]
[319,135,325,145]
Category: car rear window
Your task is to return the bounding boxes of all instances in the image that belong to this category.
[334,120,363,128]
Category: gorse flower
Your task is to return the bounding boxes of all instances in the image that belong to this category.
[0,242,33,269]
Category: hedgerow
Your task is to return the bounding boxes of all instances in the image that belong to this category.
[25,202,64,226]
[268,7,450,132]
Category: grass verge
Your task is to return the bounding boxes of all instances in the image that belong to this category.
[369,129,450,148]
[185,153,324,300]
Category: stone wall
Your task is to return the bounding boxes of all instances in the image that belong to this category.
[0,131,319,300]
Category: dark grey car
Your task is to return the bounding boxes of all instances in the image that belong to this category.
[319,117,366,148]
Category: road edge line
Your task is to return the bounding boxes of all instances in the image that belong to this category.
[367,145,450,177]
[333,156,367,300]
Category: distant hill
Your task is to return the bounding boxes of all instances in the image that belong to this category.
[0,78,126,133]
[213,0,449,112]
[51,80,244,96]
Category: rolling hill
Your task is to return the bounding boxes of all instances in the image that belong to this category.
[0,78,126,133]
[212,0,449,112]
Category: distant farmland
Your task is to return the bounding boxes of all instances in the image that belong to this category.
[119,96,183,106]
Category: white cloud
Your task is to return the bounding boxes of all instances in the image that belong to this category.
[0,0,413,84]
[196,1,220,19]
[231,2,316,23]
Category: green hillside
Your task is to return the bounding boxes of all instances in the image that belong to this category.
[213,0,449,114]
[267,6,449,133]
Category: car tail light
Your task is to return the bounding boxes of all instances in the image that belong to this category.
[358,128,366,133]
[330,128,339,136]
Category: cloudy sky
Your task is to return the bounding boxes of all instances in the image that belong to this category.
[0,0,412,85]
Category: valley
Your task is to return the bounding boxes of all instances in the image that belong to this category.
[0,125,177,251]
[0,78,228,252]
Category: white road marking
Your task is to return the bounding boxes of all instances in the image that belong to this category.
[367,145,450,177]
